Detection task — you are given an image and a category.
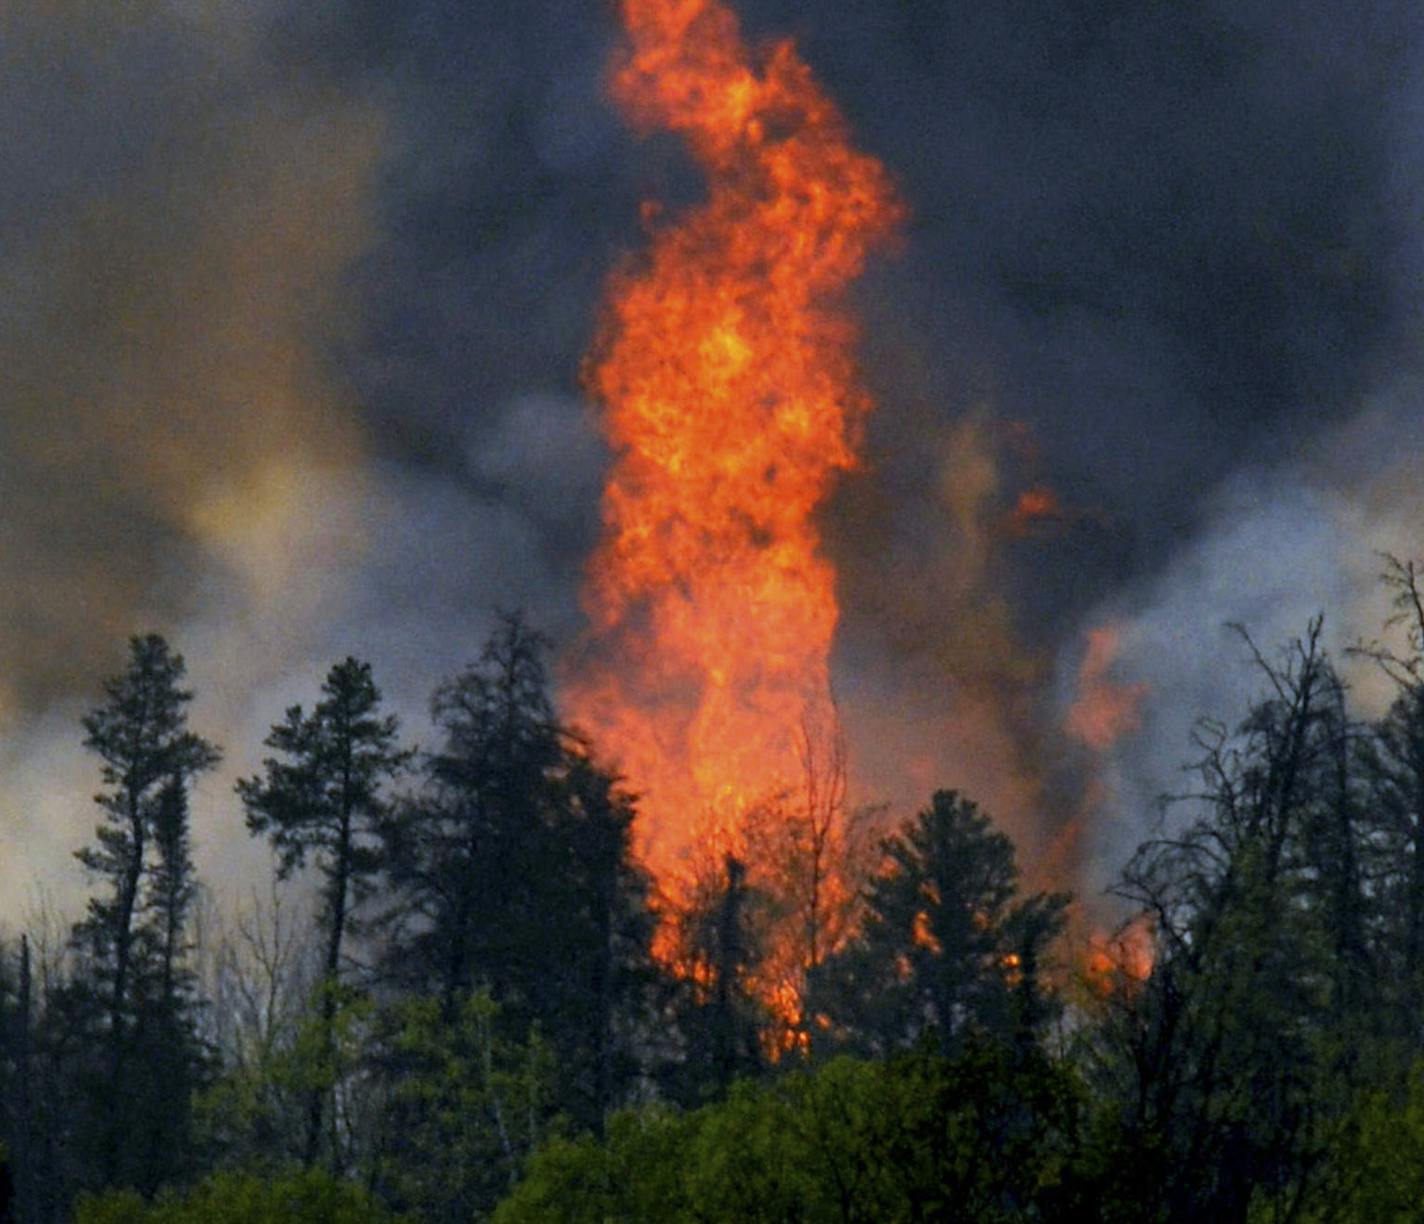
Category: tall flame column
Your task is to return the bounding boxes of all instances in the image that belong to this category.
[566,0,900,910]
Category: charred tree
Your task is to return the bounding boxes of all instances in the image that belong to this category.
[710,854,749,1089]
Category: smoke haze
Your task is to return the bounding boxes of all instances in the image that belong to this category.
[3,0,1422,920]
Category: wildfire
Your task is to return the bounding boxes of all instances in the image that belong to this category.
[1065,624,1149,753]
[565,0,899,943]
[1007,484,1065,536]
[1085,915,1156,996]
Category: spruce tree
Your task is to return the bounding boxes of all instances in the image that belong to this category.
[816,790,1068,1056]
[379,616,656,1132]
[379,616,566,1013]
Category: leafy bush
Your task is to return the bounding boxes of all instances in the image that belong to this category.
[74,1169,404,1224]
[497,1040,1096,1223]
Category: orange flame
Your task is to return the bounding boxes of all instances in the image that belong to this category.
[1006,484,1065,536]
[565,0,900,920]
[1065,624,1149,752]
[1085,915,1156,996]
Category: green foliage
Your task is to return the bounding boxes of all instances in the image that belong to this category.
[374,990,556,1222]
[497,1041,1094,1223]
[74,1169,404,1224]
[494,1108,696,1224]
[1288,1067,1424,1223]
[74,1186,148,1224]
[197,982,374,1173]
[33,588,1424,1222]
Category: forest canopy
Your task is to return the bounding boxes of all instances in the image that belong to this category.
[6,567,1424,1222]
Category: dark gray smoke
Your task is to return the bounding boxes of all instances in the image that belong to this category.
[3,0,1422,916]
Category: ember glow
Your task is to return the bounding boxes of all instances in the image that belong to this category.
[565,0,900,917]
[1086,915,1156,995]
[1007,485,1066,536]
[1065,625,1149,753]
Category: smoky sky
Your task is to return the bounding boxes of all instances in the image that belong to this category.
[755,0,1414,633]
[311,0,1420,657]
[4,0,1424,915]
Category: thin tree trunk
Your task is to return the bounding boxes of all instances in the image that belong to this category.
[306,793,351,1169]
[103,786,145,1184]
[15,935,32,1224]
[592,856,616,1133]
[714,855,746,1088]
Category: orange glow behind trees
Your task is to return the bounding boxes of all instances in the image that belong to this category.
[1065,625,1149,753]
[565,0,900,943]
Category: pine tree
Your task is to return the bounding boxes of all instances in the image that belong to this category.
[68,634,219,1190]
[549,754,656,1127]
[132,773,210,1188]
[150,775,197,1014]
[662,851,770,1100]
[238,657,409,1168]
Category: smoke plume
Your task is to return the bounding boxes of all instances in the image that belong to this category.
[3,0,1423,922]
